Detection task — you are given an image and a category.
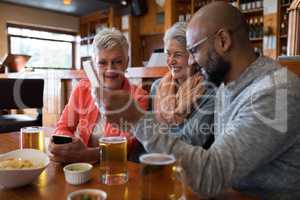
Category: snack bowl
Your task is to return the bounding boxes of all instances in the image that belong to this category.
[0,148,49,189]
[63,163,93,185]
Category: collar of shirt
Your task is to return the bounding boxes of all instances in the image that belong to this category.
[219,56,279,103]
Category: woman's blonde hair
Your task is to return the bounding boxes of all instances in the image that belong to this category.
[163,22,187,50]
[92,27,129,60]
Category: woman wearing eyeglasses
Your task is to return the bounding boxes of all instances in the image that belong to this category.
[151,22,215,147]
[49,28,148,163]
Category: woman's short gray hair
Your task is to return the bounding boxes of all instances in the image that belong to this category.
[163,22,187,49]
[92,27,129,59]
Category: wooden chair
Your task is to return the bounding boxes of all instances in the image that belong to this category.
[0,79,44,133]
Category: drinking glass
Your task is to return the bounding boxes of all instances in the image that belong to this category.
[140,153,186,200]
[20,126,44,152]
[99,136,128,185]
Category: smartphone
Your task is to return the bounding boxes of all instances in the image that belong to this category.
[83,60,100,88]
[52,135,72,144]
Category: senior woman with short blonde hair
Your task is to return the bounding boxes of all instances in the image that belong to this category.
[49,28,148,163]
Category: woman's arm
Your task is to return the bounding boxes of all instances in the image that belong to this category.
[54,81,84,136]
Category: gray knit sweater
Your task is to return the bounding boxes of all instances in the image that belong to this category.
[134,56,300,199]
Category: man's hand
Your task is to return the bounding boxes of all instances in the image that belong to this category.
[48,137,99,164]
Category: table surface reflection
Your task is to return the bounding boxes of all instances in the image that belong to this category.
[0,132,260,200]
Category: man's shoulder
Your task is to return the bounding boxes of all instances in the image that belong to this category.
[250,63,300,96]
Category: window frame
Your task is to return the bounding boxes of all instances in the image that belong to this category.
[7,23,77,69]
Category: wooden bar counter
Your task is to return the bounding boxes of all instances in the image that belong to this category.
[0,67,168,128]
[0,133,260,200]
[0,70,86,128]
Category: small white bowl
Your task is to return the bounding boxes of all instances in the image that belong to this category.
[67,189,107,200]
[63,163,93,185]
[0,149,49,189]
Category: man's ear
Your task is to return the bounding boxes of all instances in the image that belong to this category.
[214,29,232,55]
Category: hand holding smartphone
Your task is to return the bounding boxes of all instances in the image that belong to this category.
[52,135,72,144]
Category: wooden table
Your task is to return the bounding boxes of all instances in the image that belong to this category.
[0,133,260,200]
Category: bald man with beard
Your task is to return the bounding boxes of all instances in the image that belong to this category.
[95,2,300,199]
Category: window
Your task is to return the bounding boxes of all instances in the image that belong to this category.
[7,24,76,69]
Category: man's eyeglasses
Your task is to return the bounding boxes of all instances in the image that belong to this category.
[187,23,244,57]
[187,33,215,57]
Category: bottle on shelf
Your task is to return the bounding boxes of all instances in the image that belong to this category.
[249,18,254,39]
[197,0,203,9]
[259,16,264,38]
[228,0,238,7]
[280,17,287,36]
[185,13,192,22]
[251,0,255,10]
[253,17,259,38]
[247,0,252,11]
[254,46,263,56]
[281,0,291,5]
[283,12,288,24]
[240,0,246,11]
[242,0,263,11]
[281,45,287,56]
[256,0,263,9]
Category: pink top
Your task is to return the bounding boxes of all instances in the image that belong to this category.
[54,78,148,154]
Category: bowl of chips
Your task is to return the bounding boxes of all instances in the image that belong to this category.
[0,148,49,189]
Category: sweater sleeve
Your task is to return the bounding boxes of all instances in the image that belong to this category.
[133,86,300,197]
[179,87,215,147]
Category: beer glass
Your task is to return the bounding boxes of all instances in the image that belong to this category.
[99,136,128,185]
[140,153,186,200]
[67,189,107,200]
[20,126,44,152]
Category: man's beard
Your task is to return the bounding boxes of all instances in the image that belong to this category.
[204,48,231,87]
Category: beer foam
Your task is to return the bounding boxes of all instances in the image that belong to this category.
[140,153,176,165]
[99,136,126,144]
[21,127,41,133]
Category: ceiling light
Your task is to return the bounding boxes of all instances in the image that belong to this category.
[63,0,72,5]
[121,0,127,6]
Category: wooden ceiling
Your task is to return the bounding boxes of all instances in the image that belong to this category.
[0,0,124,16]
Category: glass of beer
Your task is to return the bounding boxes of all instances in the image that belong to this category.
[140,153,186,200]
[20,126,44,152]
[99,136,128,185]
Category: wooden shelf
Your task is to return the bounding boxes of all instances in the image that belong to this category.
[80,36,94,45]
[281,3,291,8]
[250,37,263,42]
[280,34,288,39]
[242,8,263,14]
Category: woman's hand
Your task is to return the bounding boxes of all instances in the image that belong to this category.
[48,137,99,164]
